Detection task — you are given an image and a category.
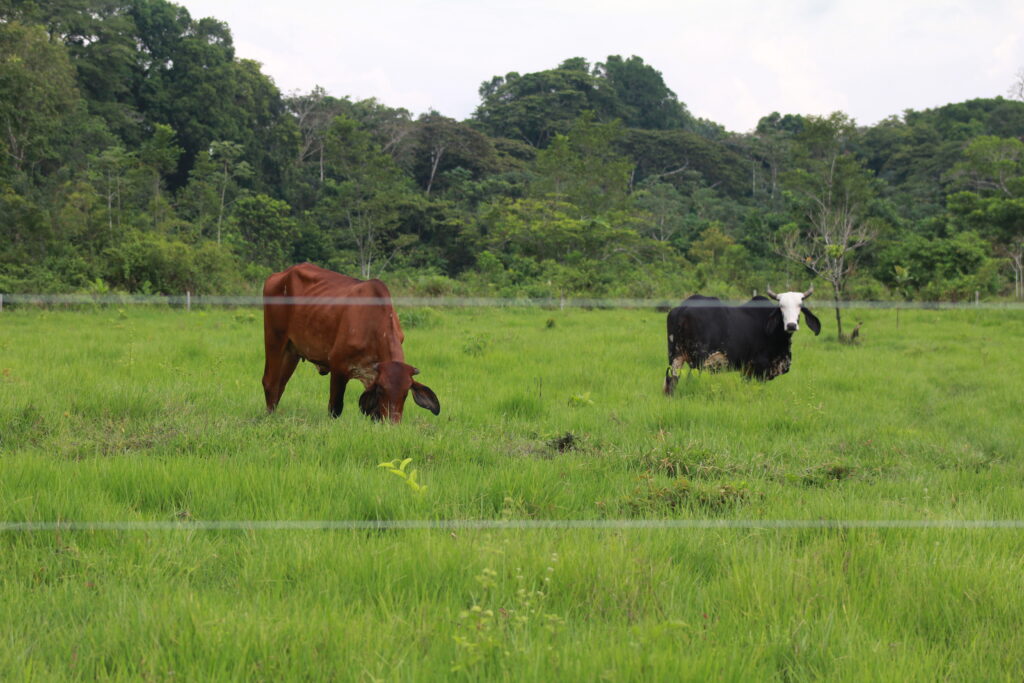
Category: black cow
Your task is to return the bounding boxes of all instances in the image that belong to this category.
[663,286,821,394]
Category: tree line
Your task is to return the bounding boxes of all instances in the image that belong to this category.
[2,0,1023,319]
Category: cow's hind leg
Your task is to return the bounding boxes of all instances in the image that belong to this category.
[328,371,349,418]
[663,355,686,396]
[664,367,678,396]
[263,344,300,413]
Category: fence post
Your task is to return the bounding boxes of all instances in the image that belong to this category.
[186,290,191,312]
[0,293,4,312]
[975,290,979,306]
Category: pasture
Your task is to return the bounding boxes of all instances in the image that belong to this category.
[1,303,1023,680]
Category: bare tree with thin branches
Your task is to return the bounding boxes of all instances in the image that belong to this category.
[1008,67,1024,102]
[776,114,879,340]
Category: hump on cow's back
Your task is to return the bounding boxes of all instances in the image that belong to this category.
[264,263,366,296]
[290,263,362,288]
[360,278,394,300]
[680,294,723,310]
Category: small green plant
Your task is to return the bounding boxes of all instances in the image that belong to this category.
[232,310,257,324]
[378,458,427,493]
[567,391,593,407]
[451,555,565,674]
[86,277,110,296]
[462,333,490,356]
[500,495,533,519]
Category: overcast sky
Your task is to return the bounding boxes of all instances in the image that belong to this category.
[177,0,1023,133]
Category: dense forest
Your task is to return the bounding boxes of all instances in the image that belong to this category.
[2,0,1024,311]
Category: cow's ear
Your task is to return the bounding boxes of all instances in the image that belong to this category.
[411,381,440,415]
[765,308,781,334]
[802,307,822,336]
[358,384,384,419]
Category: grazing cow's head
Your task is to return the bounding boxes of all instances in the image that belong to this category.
[359,361,440,423]
[765,286,821,336]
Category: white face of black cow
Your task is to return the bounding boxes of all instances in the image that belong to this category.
[776,292,806,333]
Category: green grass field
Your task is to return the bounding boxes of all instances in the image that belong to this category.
[2,304,1023,680]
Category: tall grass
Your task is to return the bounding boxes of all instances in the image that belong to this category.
[1,305,1023,679]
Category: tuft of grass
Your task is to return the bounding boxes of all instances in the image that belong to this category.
[620,476,752,515]
[398,307,439,329]
[548,431,577,453]
[801,462,857,486]
[495,394,545,420]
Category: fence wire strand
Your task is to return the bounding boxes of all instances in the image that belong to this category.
[4,519,1024,532]
[2,293,1023,310]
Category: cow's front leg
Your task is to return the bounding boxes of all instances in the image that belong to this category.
[328,371,349,418]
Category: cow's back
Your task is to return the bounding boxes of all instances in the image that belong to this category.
[263,262,363,300]
[667,295,730,367]
[264,263,404,376]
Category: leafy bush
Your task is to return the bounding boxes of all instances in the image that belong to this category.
[399,307,440,329]
[104,232,245,294]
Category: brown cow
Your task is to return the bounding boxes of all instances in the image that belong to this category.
[262,263,440,423]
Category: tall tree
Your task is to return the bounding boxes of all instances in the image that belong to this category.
[316,115,414,278]
[530,113,633,217]
[129,1,291,189]
[949,135,1024,197]
[1009,67,1024,102]
[21,0,142,142]
[208,140,253,243]
[618,128,750,197]
[137,122,181,228]
[777,113,881,339]
[632,182,689,243]
[87,144,135,233]
[402,110,498,196]
[168,138,253,242]
[232,193,297,269]
[287,87,346,186]
[947,135,1024,298]
[747,112,804,203]
[0,21,88,184]
[473,58,626,147]
[594,55,693,130]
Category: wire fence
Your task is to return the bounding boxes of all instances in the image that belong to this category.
[2,292,1023,311]
[5,519,1024,532]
